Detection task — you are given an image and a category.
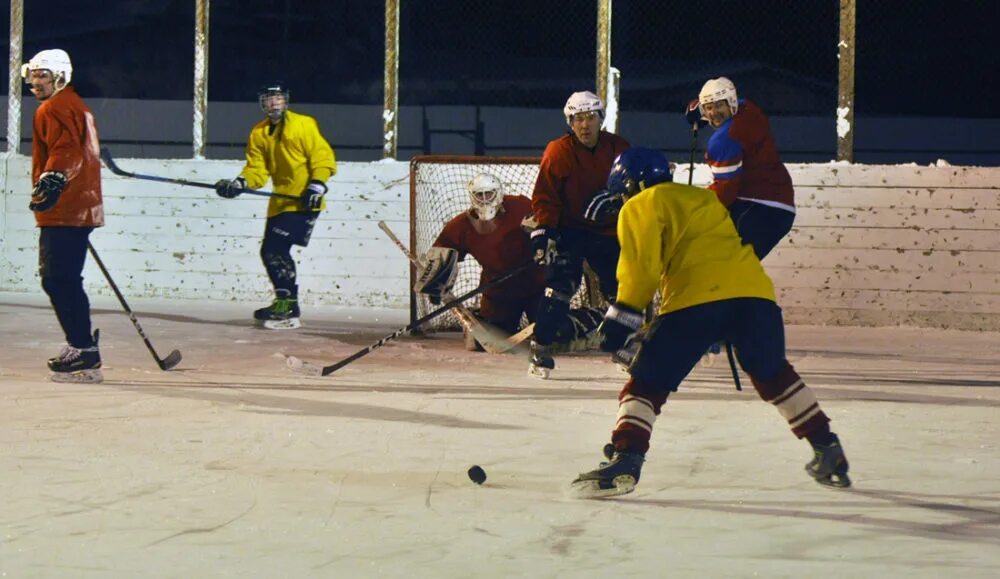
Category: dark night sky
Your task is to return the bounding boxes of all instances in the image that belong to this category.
[6,0,999,117]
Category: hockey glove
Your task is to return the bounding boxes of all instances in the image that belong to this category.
[583,189,623,222]
[29,171,67,212]
[597,303,644,353]
[215,177,246,199]
[685,99,708,129]
[303,179,328,210]
[530,228,560,265]
[414,247,459,305]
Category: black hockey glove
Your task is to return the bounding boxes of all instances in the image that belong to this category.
[583,189,623,222]
[215,177,246,199]
[29,171,67,212]
[597,303,644,353]
[530,228,559,265]
[303,180,328,210]
[685,99,708,129]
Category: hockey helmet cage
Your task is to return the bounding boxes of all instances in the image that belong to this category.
[564,91,605,125]
[467,172,504,221]
[21,49,73,86]
[258,82,290,117]
[606,148,673,199]
[698,77,738,115]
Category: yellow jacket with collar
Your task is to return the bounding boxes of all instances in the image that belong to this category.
[239,110,336,217]
[615,181,776,315]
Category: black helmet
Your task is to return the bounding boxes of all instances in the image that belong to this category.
[258,82,289,120]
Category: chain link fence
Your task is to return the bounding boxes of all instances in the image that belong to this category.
[5,0,998,164]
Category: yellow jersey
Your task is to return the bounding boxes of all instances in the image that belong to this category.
[615,181,776,315]
[240,110,336,217]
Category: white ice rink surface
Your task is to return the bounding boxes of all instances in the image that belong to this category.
[1,292,998,578]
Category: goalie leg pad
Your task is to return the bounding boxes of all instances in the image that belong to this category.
[414,247,459,300]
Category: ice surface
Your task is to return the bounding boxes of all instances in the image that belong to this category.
[1,292,998,577]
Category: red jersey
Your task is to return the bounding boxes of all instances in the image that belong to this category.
[433,195,545,299]
[531,130,630,235]
[705,99,793,209]
[31,86,104,228]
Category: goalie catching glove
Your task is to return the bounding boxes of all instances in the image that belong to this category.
[414,247,459,305]
[597,303,644,353]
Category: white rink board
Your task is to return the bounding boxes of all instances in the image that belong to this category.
[1,155,998,329]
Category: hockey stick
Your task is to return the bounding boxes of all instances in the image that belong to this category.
[376,221,521,354]
[725,342,742,391]
[99,147,300,201]
[687,123,699,186]
[287,262,535,377]
[86,243,182,370]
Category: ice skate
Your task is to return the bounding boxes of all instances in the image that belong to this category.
[806,433,851,488]
[571,449,645,499]
[254,290,301,330]
[528,340,555,379]
[48,330,103,384]
[700,342,722,367]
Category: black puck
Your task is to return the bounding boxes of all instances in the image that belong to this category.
[467,465,487,485]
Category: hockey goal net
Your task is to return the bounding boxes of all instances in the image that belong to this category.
[409,155,606,331]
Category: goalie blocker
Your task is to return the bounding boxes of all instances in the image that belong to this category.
[414,247,459,305]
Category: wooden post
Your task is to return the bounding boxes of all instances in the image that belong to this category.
[383,0,400,159]
[193,0,210,159]
[837,0,857,162]
[595,0,612,105]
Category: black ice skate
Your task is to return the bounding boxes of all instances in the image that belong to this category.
[254,290,301,330]
[528,340,555,379]
[48,330,103,384]
[571,449,645,498]
[806,433,851,488]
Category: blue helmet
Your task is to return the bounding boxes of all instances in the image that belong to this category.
[606,148,673,198]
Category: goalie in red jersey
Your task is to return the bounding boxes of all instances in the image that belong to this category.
[414,173,602,353]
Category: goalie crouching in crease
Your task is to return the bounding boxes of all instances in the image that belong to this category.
[414,172,603,355]
[570,148,851,499]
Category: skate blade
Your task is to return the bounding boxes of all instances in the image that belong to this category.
[50,368,104,384]
[261,318,302,330]
[285,355,323,377]
[568,475,637,499]
[528,364,551,379]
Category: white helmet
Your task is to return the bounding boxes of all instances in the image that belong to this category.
[563,91,605,125]
[467,172,503,221]
[699,77,738,115]
[21,49,73,87]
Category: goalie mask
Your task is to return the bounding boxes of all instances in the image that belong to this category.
[467,173,503,221]
[259,82,290,121]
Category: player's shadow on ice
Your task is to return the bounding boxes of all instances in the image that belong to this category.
[633,488,1000,544]
[102,380,522,429]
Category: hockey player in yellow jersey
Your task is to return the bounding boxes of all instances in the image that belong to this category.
[215,82,336,329]
[571,147,850,498]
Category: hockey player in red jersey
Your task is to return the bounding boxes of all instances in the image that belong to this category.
[24,48,106,383]
[528,91,630,377]
[414,173,602,354]
[687,77,795,259]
